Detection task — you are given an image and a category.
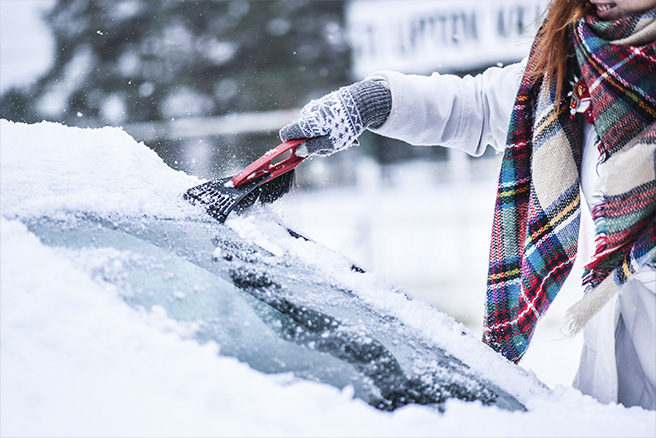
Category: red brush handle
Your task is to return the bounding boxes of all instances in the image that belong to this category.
[231,138,308,187]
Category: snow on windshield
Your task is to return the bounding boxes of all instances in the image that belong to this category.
[1,120,654,437]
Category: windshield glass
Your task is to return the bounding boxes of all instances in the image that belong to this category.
[25,213,524,412]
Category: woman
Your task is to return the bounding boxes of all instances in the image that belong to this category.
[280,0,656,410]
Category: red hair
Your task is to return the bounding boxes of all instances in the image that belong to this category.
[528,0,595,105]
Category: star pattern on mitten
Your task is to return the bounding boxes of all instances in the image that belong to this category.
[297,87,364,152]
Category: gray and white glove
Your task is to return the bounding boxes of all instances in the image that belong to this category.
[280,80,392,157]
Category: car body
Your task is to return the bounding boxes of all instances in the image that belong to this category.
[0,118,547,418]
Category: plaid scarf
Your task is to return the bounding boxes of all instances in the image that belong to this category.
[483,10,656,364]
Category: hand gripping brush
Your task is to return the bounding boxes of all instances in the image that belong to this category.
[183,138,308,223]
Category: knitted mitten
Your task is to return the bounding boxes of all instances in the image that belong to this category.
[280,80,392,156]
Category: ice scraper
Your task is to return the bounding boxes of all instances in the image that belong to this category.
[183,138,308,222]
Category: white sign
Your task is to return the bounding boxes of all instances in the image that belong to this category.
[347,0,548,79]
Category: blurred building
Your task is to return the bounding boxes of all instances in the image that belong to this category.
[347,0,547,77]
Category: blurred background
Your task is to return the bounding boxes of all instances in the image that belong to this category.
[1,0,585,386]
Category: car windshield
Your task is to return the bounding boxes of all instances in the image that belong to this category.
[25,213,524,411]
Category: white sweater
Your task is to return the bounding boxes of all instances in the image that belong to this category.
[367,64,523,156]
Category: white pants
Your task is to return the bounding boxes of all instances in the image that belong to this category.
[573,264,656,410]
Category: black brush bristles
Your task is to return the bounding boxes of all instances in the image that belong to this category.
[183,170,296,223]
[259,169,296,205]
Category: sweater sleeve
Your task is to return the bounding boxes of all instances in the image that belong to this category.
[365,60,525,157]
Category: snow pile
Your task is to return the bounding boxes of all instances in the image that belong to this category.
[1,120,654,437]
[0,119,201,219]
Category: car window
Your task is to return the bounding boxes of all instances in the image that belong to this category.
[25,214,525,412]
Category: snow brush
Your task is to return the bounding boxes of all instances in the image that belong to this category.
[183,138,308,223]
